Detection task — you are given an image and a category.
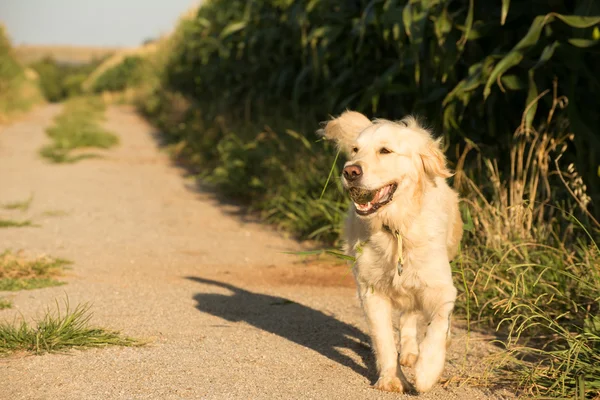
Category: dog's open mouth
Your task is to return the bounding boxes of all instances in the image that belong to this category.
[348,183,397,216]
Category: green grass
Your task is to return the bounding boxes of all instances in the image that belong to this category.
[2,195,33,211]
[0,250,70,291]
[0,219,35,228]
[40,96,118,163]
[0,300,143,355]
[0,299,12,310]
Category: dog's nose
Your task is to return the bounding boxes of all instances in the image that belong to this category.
[343,164,363,181]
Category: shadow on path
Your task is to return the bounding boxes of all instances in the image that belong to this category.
[187,276,377,383]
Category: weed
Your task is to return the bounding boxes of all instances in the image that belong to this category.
[0,299,12,310]
[2,195,33,211]
[0,219,35,228]
[41,209,69,217]
[40,96,118,163]
[0,299,143,355]
[0,250,70,291]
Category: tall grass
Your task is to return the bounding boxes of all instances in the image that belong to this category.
[451,91,600,398]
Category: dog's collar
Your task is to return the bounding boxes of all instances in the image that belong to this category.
[382,224,404,275]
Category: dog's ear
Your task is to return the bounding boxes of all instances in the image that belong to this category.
[421,138,453,179]
[318,111,372,155]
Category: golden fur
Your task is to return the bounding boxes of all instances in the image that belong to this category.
[320,111,463,393]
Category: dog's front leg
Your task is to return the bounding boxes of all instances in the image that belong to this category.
[414,286,456,393]
[359,287,404,393]
[399,311,419,367]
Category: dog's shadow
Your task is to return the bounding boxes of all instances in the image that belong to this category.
[187,276,377,383]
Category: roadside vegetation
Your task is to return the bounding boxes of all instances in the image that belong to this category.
[40,96,119,163]
[51,0,600,397]
[29,56,104,102]
[0,24,44,123]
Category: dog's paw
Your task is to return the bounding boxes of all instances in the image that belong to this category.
[414,375,437,393]
[414,363,441,393]
[374,375,404,393]
[399,352,418,367]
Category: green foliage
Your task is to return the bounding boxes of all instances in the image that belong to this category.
[41,96,119,163]
[0,25,23,83]
[136,0,600,245]
[0,300,142,355]
[30,57,103,102]
[91,55,145,93]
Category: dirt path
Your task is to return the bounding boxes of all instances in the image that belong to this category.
[0,105,508,400]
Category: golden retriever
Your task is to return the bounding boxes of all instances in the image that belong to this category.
[320,111,463,393]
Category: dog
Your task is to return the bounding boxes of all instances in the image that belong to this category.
[319,111,463,393]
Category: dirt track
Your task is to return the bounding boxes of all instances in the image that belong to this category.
[0,105,510,399]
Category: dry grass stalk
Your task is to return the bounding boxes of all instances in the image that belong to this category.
[455,80,595,246]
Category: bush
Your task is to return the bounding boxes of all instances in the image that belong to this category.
[30,57,103,102]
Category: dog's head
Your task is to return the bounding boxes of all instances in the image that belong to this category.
[319,111,452,217]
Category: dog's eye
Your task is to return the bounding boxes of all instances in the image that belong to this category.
[379,148,392,154]
[352,147,359,154]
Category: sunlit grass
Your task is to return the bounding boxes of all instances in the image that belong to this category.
[0,250,70,291]
[0,300,144,355]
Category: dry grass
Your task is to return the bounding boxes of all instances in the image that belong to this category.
[451,86,600,399]
[2,195,33,212]
[0,250,70,291]
[454,82,595,246]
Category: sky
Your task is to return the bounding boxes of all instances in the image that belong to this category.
[0,0,199,47]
